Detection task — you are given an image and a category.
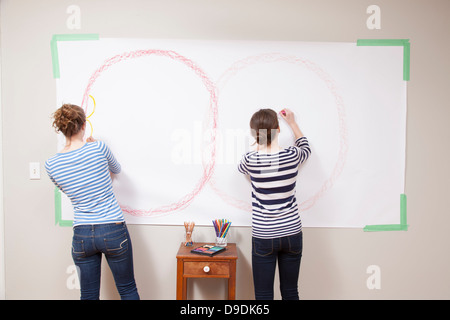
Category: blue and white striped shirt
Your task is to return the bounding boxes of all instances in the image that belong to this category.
[238,137,311,239]
[45,141,124,226]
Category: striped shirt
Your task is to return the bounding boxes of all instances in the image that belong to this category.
[45,141,124,226]
[238,137,311,239]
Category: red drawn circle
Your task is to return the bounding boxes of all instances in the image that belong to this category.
[81,50,218,216]
[209,53,348,212]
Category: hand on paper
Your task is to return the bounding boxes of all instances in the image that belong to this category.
[279,108,304,139]
[86,136,96,143]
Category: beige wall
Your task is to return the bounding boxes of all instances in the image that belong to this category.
[1,0,449,299]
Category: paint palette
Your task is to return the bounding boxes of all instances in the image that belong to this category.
[190,244,226,256]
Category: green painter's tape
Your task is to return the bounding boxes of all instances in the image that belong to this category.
[363,224,407,232]
[54,186,61,225]
[363,194,408,232]
[52,34,99,42]
[403,41,410,81]
[50,37,60,79]
[50,34,99,79]
[357,39,410,81]
[356,39,408,46]
[54,187,73,227]
[400,193,407,226]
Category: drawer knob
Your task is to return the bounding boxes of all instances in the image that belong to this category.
[203,266,210,273]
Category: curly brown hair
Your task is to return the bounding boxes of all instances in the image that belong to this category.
[51,104,86,138]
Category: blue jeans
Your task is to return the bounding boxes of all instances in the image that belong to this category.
[72,222,140,300]
[252,231,303,300]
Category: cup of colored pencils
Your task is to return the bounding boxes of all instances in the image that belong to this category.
[213,219,231,247]
[184,221,195,246]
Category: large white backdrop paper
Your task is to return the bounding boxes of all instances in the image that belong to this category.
[55,38,406,228]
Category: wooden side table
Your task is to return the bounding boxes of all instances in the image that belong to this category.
[176,242,238,300]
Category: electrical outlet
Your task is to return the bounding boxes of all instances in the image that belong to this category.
[29,162,40,180]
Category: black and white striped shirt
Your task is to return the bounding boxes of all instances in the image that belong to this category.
[238,137,311,239]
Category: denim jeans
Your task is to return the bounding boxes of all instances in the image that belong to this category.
[252,231,303,300]
[72,222,140,300]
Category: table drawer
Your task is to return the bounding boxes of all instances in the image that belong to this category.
[184,261,230,276]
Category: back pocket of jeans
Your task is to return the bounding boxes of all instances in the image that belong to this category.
[288,232,302,254]
[252,238,273,256]
[72,239,86,259]
[104,232,129,256]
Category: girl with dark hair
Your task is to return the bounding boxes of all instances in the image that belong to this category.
[239,108,311,300]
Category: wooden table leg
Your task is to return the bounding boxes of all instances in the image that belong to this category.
[228,259,236,300]
[176,259,187,300]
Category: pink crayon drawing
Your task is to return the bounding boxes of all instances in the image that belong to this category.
[80,49,218,217]
[79,50,347,218]
[210,53,348,213]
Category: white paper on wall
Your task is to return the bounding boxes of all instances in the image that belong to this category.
[55,38,406,228]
